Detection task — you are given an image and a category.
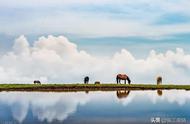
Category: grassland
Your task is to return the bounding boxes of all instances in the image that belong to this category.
[0,83,190,92]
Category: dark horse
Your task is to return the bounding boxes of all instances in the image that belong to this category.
[84,76,89,84]
[34,80,41,84]
[116,74,131,84]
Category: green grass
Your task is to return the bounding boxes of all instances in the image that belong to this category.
[0,83,190,91]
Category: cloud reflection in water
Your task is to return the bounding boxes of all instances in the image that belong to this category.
[0,90,189,123]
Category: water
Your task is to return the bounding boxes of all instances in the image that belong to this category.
[0,90,189,124]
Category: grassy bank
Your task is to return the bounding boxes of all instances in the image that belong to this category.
[0,83,190,92]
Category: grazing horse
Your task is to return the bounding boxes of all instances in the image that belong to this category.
[34,80,41,84]
[94,81,100,85]
[116,74,131,84]
[84,76,89,84]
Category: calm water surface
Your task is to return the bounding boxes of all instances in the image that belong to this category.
[0,90,189,124]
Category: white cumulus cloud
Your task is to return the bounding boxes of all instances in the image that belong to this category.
[0,35,190,84]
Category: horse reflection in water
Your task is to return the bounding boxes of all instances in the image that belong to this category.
[157,89,163,96]
[85,90,89,94]
[116,90,130,99]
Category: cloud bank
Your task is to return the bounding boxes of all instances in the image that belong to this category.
[0,35,190,84]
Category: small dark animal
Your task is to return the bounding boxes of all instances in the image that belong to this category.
[84,76,89,84]
[94,81,100,85]
[34,80,41,84]
[116,74,131,84]
[157,76,162,85]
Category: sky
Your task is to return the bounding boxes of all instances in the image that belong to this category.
[1,0,190,83]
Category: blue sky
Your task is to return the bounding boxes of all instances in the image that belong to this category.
[1,0,190,57]
[1,0,190,35]
[0,0,190,56]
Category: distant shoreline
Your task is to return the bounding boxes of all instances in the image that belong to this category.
[0,84,190,92]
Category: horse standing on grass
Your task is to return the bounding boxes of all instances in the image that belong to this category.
[116,74,131,84]
[84,76,89,84]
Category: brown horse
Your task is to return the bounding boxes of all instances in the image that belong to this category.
[116,74,131,84]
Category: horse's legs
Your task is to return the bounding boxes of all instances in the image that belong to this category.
[127,77,131,84]
[125,80,126,84]
[116,76,119,84]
